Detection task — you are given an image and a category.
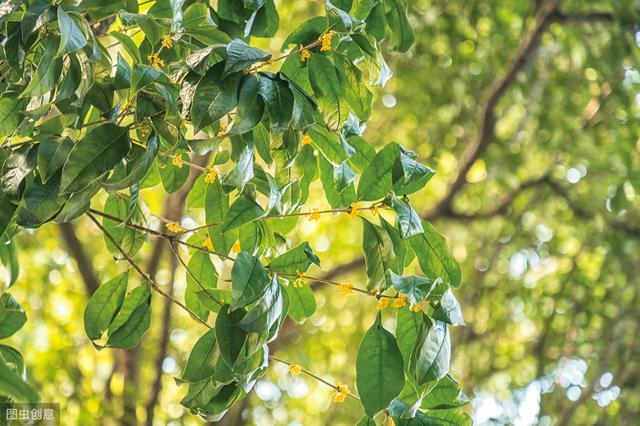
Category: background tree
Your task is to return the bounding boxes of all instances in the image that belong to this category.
[1,1,639,425]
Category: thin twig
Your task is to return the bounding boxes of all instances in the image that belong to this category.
[86,211,211,328]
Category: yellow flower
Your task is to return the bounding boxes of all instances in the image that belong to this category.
[217,120,228,136]
[320,31,334,52]
[171,154,184,168]
[332,384,349,403]
[300,46,311,62]
[410,304,422,312]
[349,202,360,218]
[293,271,305,288]
[392,295,408,309]
[166,222,184,233]
[147,53,165,68]
[376,298,390,310]
[386,415,396,426]
[204,166,218,184]
[288,364,302,375]
[308,208,321,221]
[232,241,241,254]
[338,280,354,295]
[302,134,312,145]
[203,236,213,251]
[161,35,173,49]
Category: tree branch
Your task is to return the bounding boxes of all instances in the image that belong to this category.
[58,222,100,296]
[550,10,615,24]
[428,0,562,220]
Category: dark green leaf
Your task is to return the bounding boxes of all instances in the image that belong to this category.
[60,124,131,194]
[215,304,248,369]
[106,284,151,349]
[267,241,320,275]
[223,195,265,232]
[432,289,464,326]
[408,220,462,287]
[223,39,271,77]
[413,320,450,386]
[283,284,316,323]
[357,142,400,201]
[230,251,270,309]
[83,272,128,341]
[389,195,423,239]
[0,293,26,339]
[356,313,405,417]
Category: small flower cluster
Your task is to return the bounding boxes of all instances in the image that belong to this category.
[301,134,312,145]
[349,202,359,218]
[232,241,241,254]
[204,166,218,184]
[293,271,305,288]
[332,384,349,403]
[338,280,354,295]
[147,53,165,69]
[320,31,334,52]
[171,155,184,168]
[203,236,213,251]
[300,46,311,62]
[307,208,321,221]
[166,222,184,233]
[288,364,302,375]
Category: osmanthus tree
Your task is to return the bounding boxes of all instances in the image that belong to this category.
[0,0,470,424]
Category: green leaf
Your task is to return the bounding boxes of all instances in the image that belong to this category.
[83,272,128,341]
[393,153,434,195]
[21,37,62,98]
[230,251,270,309]
[228,75,264,136]
[0,361,38,403]
[238,275,283,332]
[223,39,271,77]
[408,221,462,287]
[223,195,265,232]
[185,251,218,321]
[432,289,464,326]
[0,239,19,287]
[109,32,141,63]
[106,284,151,349]
[396,307,423,372]
[308,54,348,130]
[422,374,470,410]
[1,144,37,201]
[306,125,348,164]
[60,124,131,194]
[258,75,294,132]
[385,0,415,52]
[389,272,435,305]
[215,304,248,369]
[101,195,144,257]
[196,289,233,313]
[356,313,405,417]
[17,174,68,227]
[181,328,221,383]
[413,320,450,386]
[267,242,320,275]
[334,161,357,193]
[131,64,163,93]
[283,284,316,323]
[221,144,254,192]
[190,63,241,132]
[389,195,423,239]
[57,8,87,54]
[0,97,23,138]
[37,137,73,183]
[357,142,400,201]
[282,16,327,48]
[0,293,26,339]
[335,56,373,120]
[158,153,190,193]
[205,179,234,254]
[362,217,396,291]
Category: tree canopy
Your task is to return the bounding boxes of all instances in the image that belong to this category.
[0,0,639,425]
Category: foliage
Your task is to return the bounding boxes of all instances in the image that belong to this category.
[0,0,470,423]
